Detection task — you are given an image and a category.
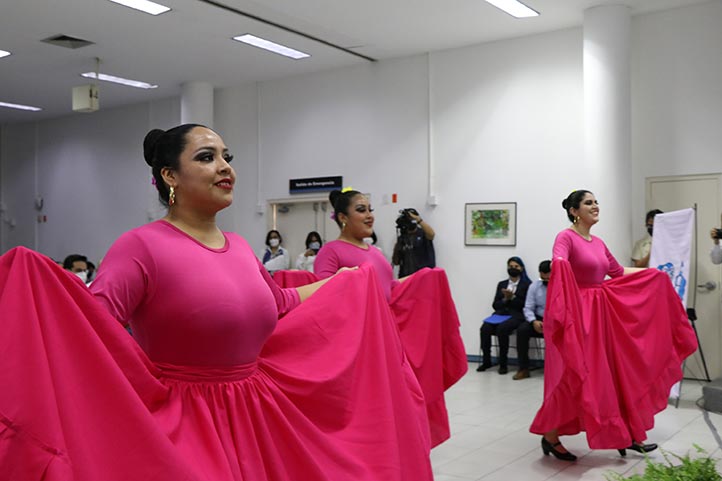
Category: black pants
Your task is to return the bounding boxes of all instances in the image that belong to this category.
[479,317,524,368]
[516,320,544,370]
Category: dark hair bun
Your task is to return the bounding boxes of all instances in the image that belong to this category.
[143,129,166,167]
[329,190,343,209]
[562,198,569,210]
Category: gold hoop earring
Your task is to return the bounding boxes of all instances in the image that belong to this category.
[169,186,176,206]
[574,216,580,225]
[341,222,346,230]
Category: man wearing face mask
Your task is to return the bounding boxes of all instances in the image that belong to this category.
[631,209,663,268]
[63,254,90,285]
[513,260,551,380]
[392,208,436,278]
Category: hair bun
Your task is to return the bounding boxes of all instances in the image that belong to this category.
[561,198,569,210]
[329,190,343,209]
[143,129,166,167]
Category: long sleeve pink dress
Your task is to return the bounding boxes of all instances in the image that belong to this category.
[314,238,468,447]
[530,229,697,448]
[314,240,397,300]
[0,220,433,481]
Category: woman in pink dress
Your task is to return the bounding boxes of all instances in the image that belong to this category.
[315,189,397,299]
[530,190,697,461]
[0,124,434,481]
[314,189,468,447]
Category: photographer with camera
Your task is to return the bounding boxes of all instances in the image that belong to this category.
[710,226,722,264]
[392,208,436,278]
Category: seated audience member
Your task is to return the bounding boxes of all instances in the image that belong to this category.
[513,260,551,380]
[477,256,531,374]
[261,229,289,274]
[631,209,663,267]
[63,254,89,284]
[296,231,323,273]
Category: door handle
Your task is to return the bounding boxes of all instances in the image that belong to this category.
[697,281,717,291]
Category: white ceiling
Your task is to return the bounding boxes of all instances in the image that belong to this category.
[0,0,711,124]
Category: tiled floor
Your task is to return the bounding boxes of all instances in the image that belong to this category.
[432,363,722,480]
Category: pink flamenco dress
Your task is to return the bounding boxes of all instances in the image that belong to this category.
[315,240,468,447]
[530,229,698,449]
[0,220,433,481]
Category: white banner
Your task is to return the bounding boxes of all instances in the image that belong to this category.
[649,208,695,399]
[649,208,694,305]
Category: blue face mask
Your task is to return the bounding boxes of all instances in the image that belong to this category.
[309,242,321,251]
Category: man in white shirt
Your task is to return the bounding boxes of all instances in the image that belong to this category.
[513,260,551,380]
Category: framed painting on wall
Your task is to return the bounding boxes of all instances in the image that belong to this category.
[465,202,517,246]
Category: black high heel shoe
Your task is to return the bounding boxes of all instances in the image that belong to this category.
[618,442,658,457]
[541,437,577,461]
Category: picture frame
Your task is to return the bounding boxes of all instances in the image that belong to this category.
[465,202,517,246]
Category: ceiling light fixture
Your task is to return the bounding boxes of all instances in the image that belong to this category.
[107,0,170,15]
[0,50,11,59]
[233,34,310,60]
[485,0,539,18]
[0,101,42,112]
[80,72,158,89]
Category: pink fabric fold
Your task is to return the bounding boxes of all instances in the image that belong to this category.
[390,268,468,447]
[272,269,319,288]
[530,259,697,448]
[0,247,433,481]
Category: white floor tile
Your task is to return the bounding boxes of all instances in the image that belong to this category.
[432,363,722,481]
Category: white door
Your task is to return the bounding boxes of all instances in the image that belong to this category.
[267,198,338,268]
[647,174,722,380]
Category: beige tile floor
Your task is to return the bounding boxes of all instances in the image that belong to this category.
[432,363,722,480]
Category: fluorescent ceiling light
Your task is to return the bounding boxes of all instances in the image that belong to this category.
[0,101,42,112]
[0,50,11,59]
[107,0,170,15]
[485,0,539,18]
[81,72,158,89]
[233,34,310,60]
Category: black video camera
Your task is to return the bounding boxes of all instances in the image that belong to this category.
[396,208,419,234]
[714,228,722,240]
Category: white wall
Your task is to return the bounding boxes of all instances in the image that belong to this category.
[0,98,179,263]
[2,2,721,356]
[631,1,722,236]
[431,28,584,348]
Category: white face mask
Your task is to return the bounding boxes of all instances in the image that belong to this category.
[309,241,321,251]
[269,238,280,248]
[75,270,88,283]
[362,237,373,245]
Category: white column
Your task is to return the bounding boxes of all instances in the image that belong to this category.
[584,5,632,257]
[181,81,214,128]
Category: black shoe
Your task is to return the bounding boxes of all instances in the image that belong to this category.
[498,365,508,375]
[476,363,492,372]
[618,442,658,457]
[541,437,577,461]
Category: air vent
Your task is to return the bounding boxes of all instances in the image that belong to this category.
[41,35,94,49]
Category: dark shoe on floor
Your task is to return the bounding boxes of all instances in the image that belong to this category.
[619,442,658,457]
[498,365,508,375]
[476,363,492,372]
[541,437,577,461]
[513,369,530,380]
